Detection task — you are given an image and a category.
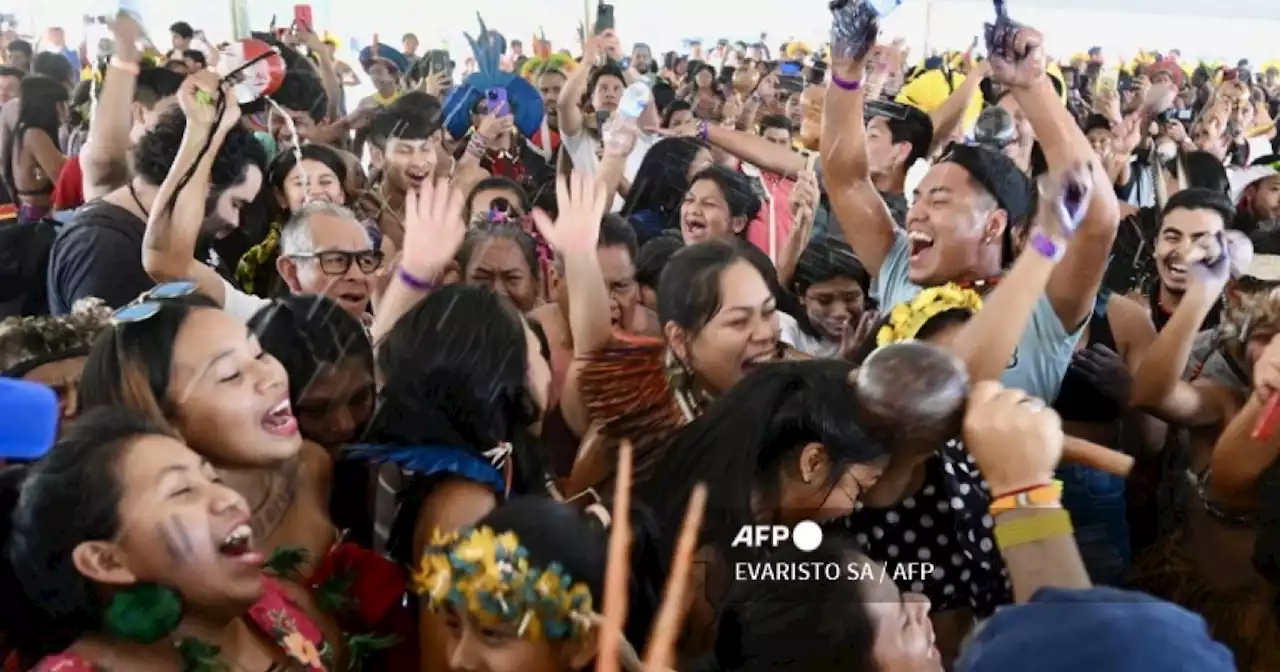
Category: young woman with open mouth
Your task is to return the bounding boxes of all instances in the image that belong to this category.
[77,286,347,665]
[1,407,332,671]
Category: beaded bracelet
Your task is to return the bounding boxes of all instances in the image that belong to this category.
[993,508,1073,550]
[466,134,489,159]
[831,73,863,92]
[398,267,437,293]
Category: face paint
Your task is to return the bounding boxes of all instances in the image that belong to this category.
[159,515,196,564]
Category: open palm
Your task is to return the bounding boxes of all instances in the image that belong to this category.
[530,172,610,255]
[401,178,467,277]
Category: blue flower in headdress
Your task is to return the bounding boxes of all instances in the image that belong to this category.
[442,12,545,140]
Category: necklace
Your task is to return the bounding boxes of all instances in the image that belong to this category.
[128,181,151,219]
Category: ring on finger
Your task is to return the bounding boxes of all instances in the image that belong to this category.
[1017,397,1047,412]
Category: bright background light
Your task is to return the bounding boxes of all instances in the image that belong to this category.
[6,0,1277,74]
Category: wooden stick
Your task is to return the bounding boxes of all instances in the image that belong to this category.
[596,439,633,672]
[1061,436,1134,477]
[643,484,707,670]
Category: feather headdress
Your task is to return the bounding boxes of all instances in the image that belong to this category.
[442,13,544,140]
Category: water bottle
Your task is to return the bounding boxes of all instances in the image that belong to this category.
[867,0,905,17]
[618,81,651,119]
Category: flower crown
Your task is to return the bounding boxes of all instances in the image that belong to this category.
[412,526,594,641]
[876,283,984,346]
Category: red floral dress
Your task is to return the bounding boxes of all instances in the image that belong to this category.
[30,578,331,671]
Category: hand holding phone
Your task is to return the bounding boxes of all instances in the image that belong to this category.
[293,4,313,32]
[486,88,510,118]
[594,3,615,36]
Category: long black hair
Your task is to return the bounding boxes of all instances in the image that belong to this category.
[249,294,372,410]
[621,137,704,225]
[636,360,887,561]
[372,284,551,560]
[695,538,879,672]
[0,407,176,667]
[2,75,67,197]
[78,293,223,424]
[266,143,351,223]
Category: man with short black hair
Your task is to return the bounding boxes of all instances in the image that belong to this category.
[47,107,268,314]
[0,65,21,105]
[5,39,32,72]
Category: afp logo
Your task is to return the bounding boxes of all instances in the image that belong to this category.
[730,520,824,552]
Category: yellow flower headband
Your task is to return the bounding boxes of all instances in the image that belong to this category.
[876,283,984,346]
[412,526,595,641]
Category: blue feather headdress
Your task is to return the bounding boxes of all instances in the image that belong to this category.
[442,13,545,140]
[345,442,513,498]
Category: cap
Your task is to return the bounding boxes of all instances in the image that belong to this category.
[957,587,1235,672]
[1230,155,1280,204]
[0,378,58,460]
[938,142,1033,224]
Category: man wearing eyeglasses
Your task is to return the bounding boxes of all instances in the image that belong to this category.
[218,201,383,323]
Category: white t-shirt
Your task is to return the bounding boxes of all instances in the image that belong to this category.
[562,129,657,212]
[221,278,271,323]
[779,312,840,359]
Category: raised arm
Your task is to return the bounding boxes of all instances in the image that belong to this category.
[556,37,601,139]
[531,171,613,438]
[140,74,237,305]
[822,6,899,275]
[1129,238,1231,426]
[82,15,143,199]
[369,180,467,347]
[949,164,1088,383]
[1207,335,1280,507]
[987,18,1118,333]
[964,381,1091,601]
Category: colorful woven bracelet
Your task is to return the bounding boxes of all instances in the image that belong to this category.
[989,480,1063,515]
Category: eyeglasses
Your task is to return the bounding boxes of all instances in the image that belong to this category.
[111,280,199,324]
[289,250,385,276]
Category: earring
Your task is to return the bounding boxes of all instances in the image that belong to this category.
[101,582,184,644]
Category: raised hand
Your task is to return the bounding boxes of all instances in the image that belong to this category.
[401,177,467,278]
[1069,344,1133,407]
[829,0,882,67]
[839,309,880,362]
[789,169,819,227]
[1183,230,1232,299]
[963,380,1064,495]
[1032,161,1092,243]
[177,71,228,129]
[985,2,1046,89]
[531,172,611,255]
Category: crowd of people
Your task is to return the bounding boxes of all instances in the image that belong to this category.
[0,0,1279,669]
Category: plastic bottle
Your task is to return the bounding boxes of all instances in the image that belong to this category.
[618,80,651,119]
[868,0,906,17]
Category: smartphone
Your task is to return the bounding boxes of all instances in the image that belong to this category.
[594,3,615,35]
[427,49,450,74]
[779,61,803,76]
[778,74,805,93]
[293,4,313,30]
[486,88,510,117]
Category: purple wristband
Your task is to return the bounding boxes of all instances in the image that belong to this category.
[831,73,863,92]
[697,120,709,142]
[398,267,438,292]
[1028,232,1065,262]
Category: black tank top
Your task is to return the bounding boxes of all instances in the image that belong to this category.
[1052,293,1124,424]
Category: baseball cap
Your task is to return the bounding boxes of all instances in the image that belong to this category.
[937,142,1034,225]
[1229,155,1280,205]
[957,587,1235,672]
[0,378,59,460]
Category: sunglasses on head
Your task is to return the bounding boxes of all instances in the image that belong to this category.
[111,281,200,324]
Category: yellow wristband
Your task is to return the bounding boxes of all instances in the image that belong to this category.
[989,480,1064,515]
[994,508,1073,550]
